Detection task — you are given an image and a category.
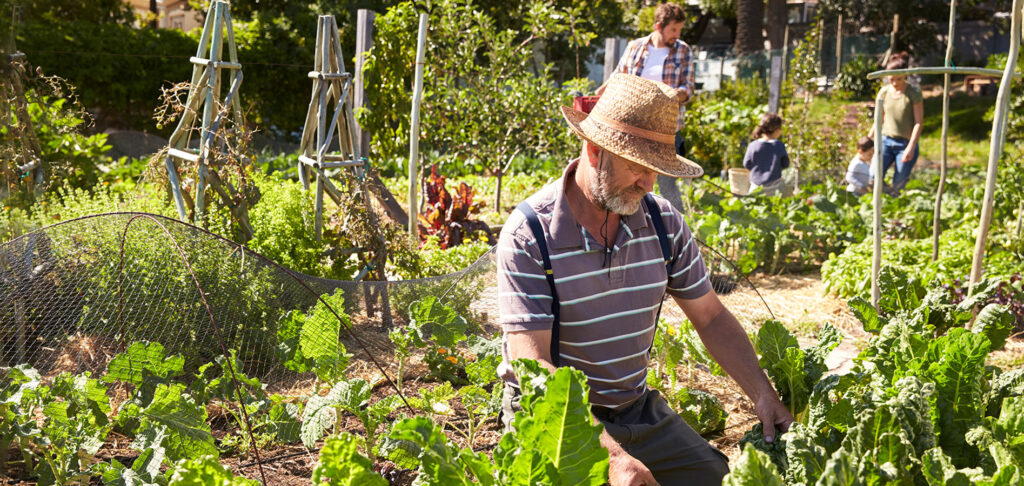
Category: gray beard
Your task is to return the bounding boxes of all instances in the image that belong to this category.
[590,160,643,216]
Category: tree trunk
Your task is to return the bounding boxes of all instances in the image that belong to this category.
[765,0,787,50]
[683,12,712,45]
[734,0,765,55]
[149,0,158,28]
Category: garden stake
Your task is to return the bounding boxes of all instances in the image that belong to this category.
[408,13,429,238]
[933,0,958,262]
[871,84,884,309]
[969,0,1022,297]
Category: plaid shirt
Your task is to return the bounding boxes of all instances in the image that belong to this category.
[615,34,694,131]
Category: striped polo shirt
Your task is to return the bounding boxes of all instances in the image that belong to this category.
[497,160,712,410]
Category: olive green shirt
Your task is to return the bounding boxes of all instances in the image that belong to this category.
[880,83,923,139]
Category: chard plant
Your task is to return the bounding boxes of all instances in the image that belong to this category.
[454,384,502,448]
[277,290,353,385]
[300,378,401,463]
[731,266,1024,485]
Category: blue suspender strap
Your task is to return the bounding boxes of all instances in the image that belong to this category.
[515,202,561,367]
[642,193,673,356]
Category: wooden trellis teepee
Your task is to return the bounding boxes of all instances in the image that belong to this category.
[1,6,44,202]
[163,0,254,239]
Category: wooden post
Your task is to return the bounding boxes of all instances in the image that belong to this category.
[816,17,824,78]
[871,85,885,309]
[604,38,622,83]
[933,0,957,262]
[781,24,790,83]
[835,14,843,76]
[969,0,1022,295]
[769,54,783,113]
[354,9,374,157]
[408,13,428,238]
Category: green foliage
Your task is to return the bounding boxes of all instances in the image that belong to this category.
[723,445,786,486]
[384,359,608,485]
[311,433,387,486]
[835,54,882,101]
[301,378,401,462]
[682,94,766,175]
[247,173,355,279]
[139,383,218,462]
[407,296,473,383]
[294,290,353,383]
[674,387,728,435]
[755,320,841,417]
[167,455,260,485]
[360,0,587,177]
[738,268,1024,485]
[104,341,186,402]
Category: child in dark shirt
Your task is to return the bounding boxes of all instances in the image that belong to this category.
[742,114,789,196]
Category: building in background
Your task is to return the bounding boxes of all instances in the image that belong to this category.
[126,0,203,31]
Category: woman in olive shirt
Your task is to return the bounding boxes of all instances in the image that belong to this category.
[869,52,924,196]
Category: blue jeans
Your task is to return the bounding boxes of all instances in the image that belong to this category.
[881,136,918,192]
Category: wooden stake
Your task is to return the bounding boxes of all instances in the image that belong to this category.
[836,14,843,76]
[408,13,428,238]
[969,0,1022,295]
[882,14,900,67]
[933,0,957,262]
[871,85,885,309]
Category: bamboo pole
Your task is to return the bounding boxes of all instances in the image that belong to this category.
[933,0,957,262]
[408,13,428,238]
[871,85,886,309]
[836,14,843,76]
[782,24,790,83]
[969,0,1022,295]
[867,67,1004,79]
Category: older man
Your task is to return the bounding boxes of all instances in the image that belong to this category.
[497,73,793,485]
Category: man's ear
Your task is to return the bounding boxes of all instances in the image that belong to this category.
[584,141,602,167]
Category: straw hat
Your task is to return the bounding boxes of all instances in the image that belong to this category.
[561,73,703,178]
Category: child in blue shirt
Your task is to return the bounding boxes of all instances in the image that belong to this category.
[742,114,789,196]
[845,136,875,195]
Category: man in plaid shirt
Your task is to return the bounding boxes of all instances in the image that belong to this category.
[598,2,695,209]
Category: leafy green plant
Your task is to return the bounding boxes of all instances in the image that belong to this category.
[835,54,882,101]
[754,320,841,418]
[736,266,1024,484]
[300,378,401,462]
[277,290,353,383]
[455,384,502,447]
[311,433,388,486]
[167,455,260,485]
[673,387,728,436]
[383,358,609,485]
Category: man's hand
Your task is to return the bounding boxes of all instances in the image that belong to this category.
[675,87,690,104]
[755,394,794,443]
[608,448,659,486]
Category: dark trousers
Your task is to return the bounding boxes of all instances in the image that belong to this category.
[502,384,730,485]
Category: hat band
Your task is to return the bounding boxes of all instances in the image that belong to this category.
[587,112,675,144]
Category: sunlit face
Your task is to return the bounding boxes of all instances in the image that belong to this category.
[655,20,684,45]
[589,150,657,215]
[888,75,907,90]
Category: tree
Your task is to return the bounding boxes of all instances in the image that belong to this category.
[816,0,949,58]
[734,0,764,55]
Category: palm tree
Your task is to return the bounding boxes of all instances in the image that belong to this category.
[734,0,764,55]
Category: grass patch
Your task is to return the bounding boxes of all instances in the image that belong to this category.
[917,90,995,167]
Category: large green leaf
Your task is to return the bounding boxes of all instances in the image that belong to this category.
[511,367,608,485]
[973,303,1014,351]
[784,423,829,485]
[988,368,1024,417]
[311,434,387,486]
[921,448,972,486]
[408,296,470,348]
[755,320,799,368]
[387,417,476,485]
[925,329,990,467]
[139,384,217,462]
[300,291,353,383]
[723,445,785,486]
[104,341,184,388]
